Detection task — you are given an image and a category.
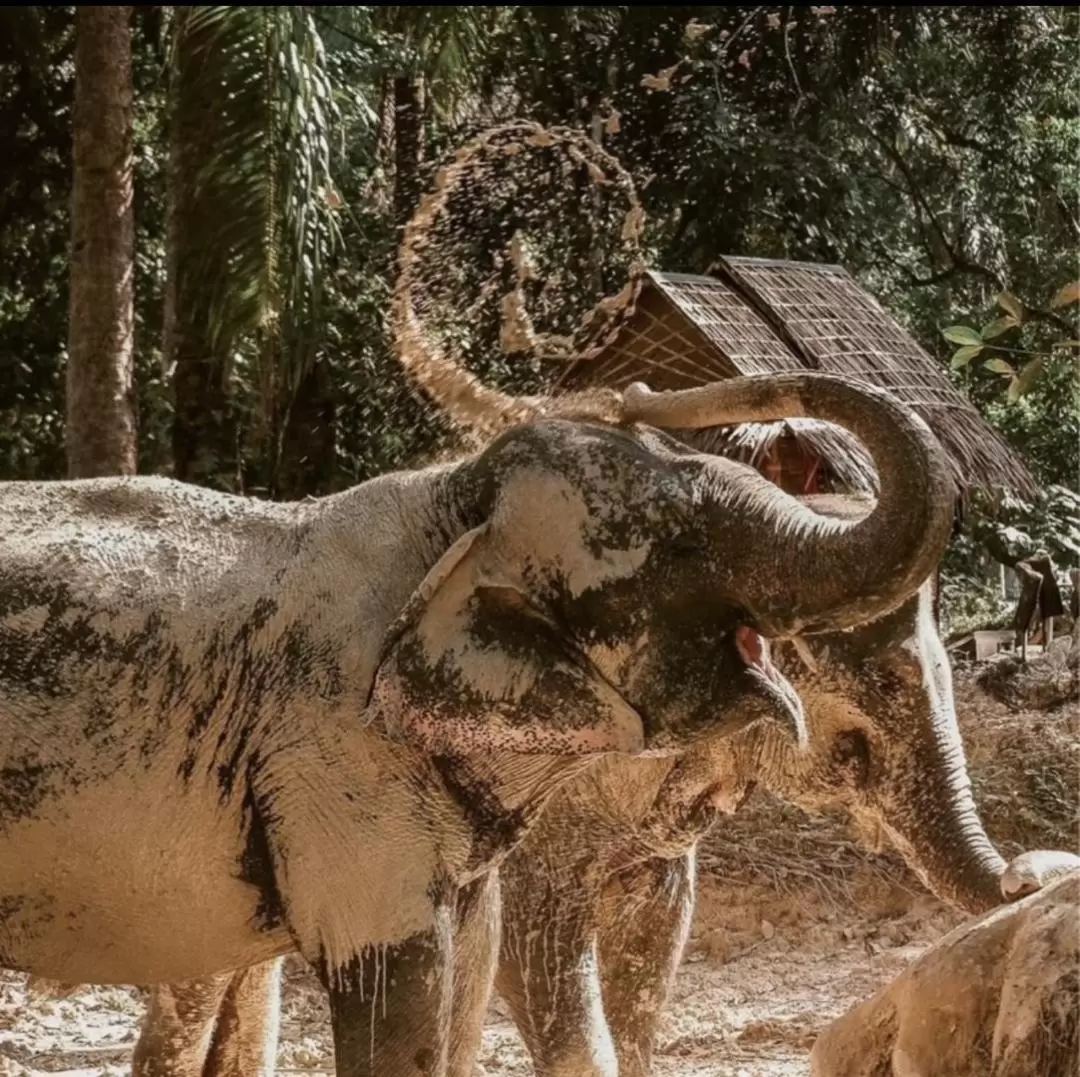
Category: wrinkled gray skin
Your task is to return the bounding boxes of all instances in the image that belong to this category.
[140,497,1080,1077]
[2,374,954,1077]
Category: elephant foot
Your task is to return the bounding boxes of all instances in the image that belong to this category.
[1000,849,1080,899]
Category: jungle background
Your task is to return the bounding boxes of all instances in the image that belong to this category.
[0,9,1078,1076]
[2,6,1078,639]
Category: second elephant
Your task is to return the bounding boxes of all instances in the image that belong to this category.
[487,494,1077,1077]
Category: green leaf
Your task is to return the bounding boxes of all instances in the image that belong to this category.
[167,4,339,435]
[942,325,982,346]
[996,291,1024,320]
[1050,281,1080,309]
[985,357,1015,376]
[980,316,1018,340]
[1008,356,1045,401]
[950,344,983,368]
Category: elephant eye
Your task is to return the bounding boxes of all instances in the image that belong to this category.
[832,729,872,788]
[668,531,704,557]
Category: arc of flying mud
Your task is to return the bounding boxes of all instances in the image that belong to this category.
[391,120,648,439]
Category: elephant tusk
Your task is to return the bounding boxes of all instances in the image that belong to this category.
[790,636,818,673]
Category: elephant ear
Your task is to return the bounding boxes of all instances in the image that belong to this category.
[369,525,645,757]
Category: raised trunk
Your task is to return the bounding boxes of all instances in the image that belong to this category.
[66,5,137,479]
[623,374,955,637]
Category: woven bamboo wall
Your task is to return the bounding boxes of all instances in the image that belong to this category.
[553,263,1036,501]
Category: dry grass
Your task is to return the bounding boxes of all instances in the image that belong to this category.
[963,648,1079,857]
[699,652,1079,908]
[699,795,917,917]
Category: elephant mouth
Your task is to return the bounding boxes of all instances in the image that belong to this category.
[631,624,807,756]
[736,624,808,749]
[638,779,760,853]
[699,777,757,815]
[735,625,783,686]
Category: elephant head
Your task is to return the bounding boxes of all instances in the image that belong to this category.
[739,493,1074,914]
[368,374,956,766]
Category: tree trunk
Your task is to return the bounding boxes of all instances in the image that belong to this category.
[274,356,337,501]
[166,7,239,492]
[66,5,137,479]
[393,73,426,228]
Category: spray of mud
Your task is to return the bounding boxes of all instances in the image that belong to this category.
[392,120,650,442]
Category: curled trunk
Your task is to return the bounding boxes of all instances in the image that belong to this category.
[391,121,951,638]
[621,375,955,637]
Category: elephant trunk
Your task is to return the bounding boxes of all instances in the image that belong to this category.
[883,759,1006,915]
[880,646,1007,915]
[622,375,955,637]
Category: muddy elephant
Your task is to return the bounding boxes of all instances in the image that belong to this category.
[143,494,1078,1077]
[483,498,1080,1077]
[2,374,955,1077]
[811,861,1080,1077]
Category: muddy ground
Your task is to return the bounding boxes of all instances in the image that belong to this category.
[0,874,963,1077]
[1,661,1075,1076]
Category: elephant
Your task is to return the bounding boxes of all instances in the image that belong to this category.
[131,495,1080,1077]
[810,861,1080,1077]
[481,498,1078,1077]
[1,373,956,1077]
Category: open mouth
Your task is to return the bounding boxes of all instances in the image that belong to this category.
[736,624,808,750]
[735,624,786,688]
[692,777,758,816]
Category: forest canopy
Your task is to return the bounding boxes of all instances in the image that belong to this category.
[1,6,1077,626]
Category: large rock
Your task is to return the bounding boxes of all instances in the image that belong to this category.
[810,869,1079,1077]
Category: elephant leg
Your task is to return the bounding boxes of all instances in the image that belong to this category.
[130,975,232,1077]
[596,848,697,1077]
[202,958,283,1077]
[495,861,615,1077]
[446,873,502,1077]
[321,903,453,1077]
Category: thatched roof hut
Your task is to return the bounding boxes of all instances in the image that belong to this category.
[553,257,1037,502]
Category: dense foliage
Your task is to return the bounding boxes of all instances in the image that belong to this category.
[1,6,1076,607]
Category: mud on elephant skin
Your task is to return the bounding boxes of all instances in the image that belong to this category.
[2,371,955,1076]
[810,864,1080,1077]
[129,575,1080,1077]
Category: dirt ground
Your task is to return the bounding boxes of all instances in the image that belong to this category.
[476,872,964,1077]
[0,871,963,1077]
[0,660,1074,1077]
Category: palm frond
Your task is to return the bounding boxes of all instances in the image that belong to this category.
[167,6,338,420]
